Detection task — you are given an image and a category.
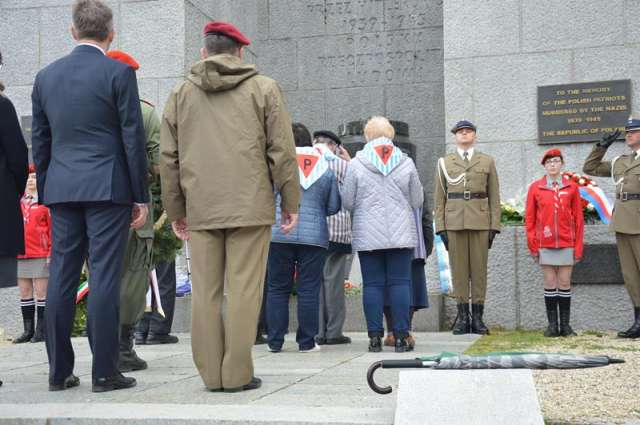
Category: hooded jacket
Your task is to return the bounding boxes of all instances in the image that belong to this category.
[160,54,300,230]
[342,139,424,252]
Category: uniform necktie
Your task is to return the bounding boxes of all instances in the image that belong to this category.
[463,151,469,164]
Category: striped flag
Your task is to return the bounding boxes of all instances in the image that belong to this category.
[579,185,613,224]
[76,280,89,304]
[433,222,453,295]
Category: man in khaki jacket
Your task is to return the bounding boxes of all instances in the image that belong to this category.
[583,116,640,339]
[434,120,501,335]
[160,21,300,392]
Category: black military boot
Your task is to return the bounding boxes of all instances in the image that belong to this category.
[118,325,148,372]
[368,332,382,353]
[452,303,471,335]
[14,299,35,344]
[558,291,576,337]
[618,307,640,339]
[543,293,559,337]
[471,304,489,335]
[394,332,414,353]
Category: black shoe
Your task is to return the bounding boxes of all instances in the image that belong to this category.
[618,307,640,338]
[452,303,471,335]
[471,304,489,335]
[368,336,382,353]
[394,334,414,353]
[118,350,148,372]
[325,335,351,345]
[558,296,577,337]
[49,374,80,392]
[13,319,35,344]
[92,373,137,393]
[543,295,559,337]
[315,336,327,346]
[223,376,262,393]
[146,333,179,345]
[254,334,268,345]
[31,318,45,343]
[134,332,147,345]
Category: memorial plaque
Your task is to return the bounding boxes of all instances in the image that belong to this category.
[537,80,631,144]
[572,244,623,285]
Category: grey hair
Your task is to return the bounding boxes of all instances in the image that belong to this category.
[72,0,113,42]
[313,136,335,145]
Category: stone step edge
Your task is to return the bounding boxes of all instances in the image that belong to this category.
[0,403,394,425]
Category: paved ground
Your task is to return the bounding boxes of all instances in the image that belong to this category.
[0,332,479,424]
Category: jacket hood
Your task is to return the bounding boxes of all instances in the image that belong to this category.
[187,54,258,92]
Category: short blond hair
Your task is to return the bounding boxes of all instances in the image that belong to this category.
[364,116,395,141]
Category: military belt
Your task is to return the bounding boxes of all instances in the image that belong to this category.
[617,192,640,201]
[447,191,487,200]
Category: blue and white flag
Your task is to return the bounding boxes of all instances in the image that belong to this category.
[434,222,453,295]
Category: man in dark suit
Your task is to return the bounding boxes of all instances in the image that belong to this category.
[31,0,149,393]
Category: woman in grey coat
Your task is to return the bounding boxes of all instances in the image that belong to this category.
[342,116,424,352]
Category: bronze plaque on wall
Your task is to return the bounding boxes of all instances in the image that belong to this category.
[537,80,631,144]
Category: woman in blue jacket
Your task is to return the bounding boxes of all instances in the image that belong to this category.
[267,124,341,353]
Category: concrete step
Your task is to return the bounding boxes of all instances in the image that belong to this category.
[0,403,394,425]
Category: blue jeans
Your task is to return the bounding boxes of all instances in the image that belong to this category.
[267,243,327,350]
[359,249,412,337]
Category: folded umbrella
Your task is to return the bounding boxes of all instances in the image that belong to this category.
[367,352,625,394]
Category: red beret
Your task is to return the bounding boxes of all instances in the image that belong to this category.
[106,50,140,71]
[203,21,251,46]
[541,148,563,165]
[28,164,36,173]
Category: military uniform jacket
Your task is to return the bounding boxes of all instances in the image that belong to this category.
[583,145,640,235]
[433,150,501,233]
[136,100,160,239]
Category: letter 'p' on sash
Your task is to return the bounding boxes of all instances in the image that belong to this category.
[363,137,402,176]
[296,146,328,189]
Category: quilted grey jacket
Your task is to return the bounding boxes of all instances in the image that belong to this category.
[342,149,424,252]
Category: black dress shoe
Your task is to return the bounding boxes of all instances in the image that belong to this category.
[49,374,80,392]
[325,335,351,345]
[223,376,262,393]
[92,373,137,393]
[315,336,327,345]
[146,333,179,345]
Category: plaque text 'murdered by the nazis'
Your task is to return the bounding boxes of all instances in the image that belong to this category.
[537,80,631,144]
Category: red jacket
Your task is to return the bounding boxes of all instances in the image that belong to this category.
[17,195,51,259]
[525,175,584,260]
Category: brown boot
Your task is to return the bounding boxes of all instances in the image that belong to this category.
[383,333,395,347]
[406,334,416,349]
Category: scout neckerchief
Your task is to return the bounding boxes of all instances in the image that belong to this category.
[296,146,328,190]
[362,137,402,176]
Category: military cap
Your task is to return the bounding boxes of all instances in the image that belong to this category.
[203,21,251,46]
[313,130,342,146]
[450,120,477,134]
[106,50,140,70]
[541,148,563,165]
[625,114,640,132]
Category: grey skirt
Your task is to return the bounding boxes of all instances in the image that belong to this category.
[539,248,574,266]
[17,258,49,279]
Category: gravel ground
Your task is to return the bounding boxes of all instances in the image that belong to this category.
[530,333,640,424]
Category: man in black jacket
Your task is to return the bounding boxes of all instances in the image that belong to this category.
[31,0,149,393]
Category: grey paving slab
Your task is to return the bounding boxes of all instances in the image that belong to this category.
[0,332,478,424]
[395,369,544,425]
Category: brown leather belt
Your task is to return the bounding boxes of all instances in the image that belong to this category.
[617,192,640,201]
[447,191,487,200]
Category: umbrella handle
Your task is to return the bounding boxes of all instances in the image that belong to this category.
[367,361,392,395]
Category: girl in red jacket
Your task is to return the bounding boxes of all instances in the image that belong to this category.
[525,149,584,338]
[14,165,51,344]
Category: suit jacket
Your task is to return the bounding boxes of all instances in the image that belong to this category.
[583,145,640,235]
[31,44,149,206]
[434,150,501,233]
[0,93,29,256]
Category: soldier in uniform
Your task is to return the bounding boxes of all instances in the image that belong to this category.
[583,116,640,338]
[106,50,160,370]
[434,120,501,335]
